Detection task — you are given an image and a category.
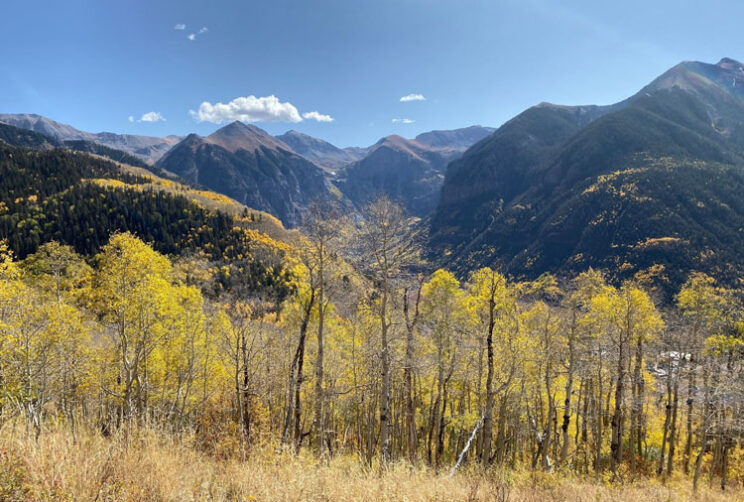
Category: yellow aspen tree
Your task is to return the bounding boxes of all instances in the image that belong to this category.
[92,232,174,425]
[465,267,513,466]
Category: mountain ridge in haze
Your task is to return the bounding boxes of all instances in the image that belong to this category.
[415,125,496,149]
[336,126,495,216]
[0,113,181,163]
[276,130,365,172]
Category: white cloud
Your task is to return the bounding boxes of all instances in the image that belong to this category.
[186,27,207,42]
[190,95,303,123]
[128,116,134,123]
[174,24,186,30]
[392,118,415,124]
[138,111,166,123]
[400,93,426,102]
[302,111,334,122]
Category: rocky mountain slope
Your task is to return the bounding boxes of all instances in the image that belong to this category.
[156,121,330,227]
[336,126,495,217]
[429,58,744,291]
[276,130,365,172]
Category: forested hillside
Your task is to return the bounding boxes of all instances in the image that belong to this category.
[2,195,744,500]
[0,113,180,162]
[0,121,171,175]
[429,60,744,294]
[60,139,155,170]
[0,121,59,150]
[0,138,294,301]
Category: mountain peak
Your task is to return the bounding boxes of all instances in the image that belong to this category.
[414,125,496,149]
[717,57,744,69]
[376,134,420,149]
[369,135,432,163]
[180,133,204,148]
[377,134,407,144]
[640,58,744,102]
[220,120,263,135]
[276,130,362,172]
[206,121,290,153]
[340,128,490,217]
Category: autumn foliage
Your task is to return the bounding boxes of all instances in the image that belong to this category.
[2,200,744,499]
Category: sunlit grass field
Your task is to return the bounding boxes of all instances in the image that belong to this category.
[2,424,742,502]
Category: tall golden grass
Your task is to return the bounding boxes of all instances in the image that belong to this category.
[1,424,742,502]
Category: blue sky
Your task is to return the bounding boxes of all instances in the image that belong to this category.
[1,0,742,147]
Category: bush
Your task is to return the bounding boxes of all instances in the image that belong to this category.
[0,450,32,502]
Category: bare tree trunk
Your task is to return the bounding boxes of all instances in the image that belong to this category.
[293,336,306,452]
[281,290,314,448]
[314,253,325,456]
[540,362,555,472]
[427,388,438,465]
[233,330,247,458]
[610,337,626,478]
[683,356,695,475]
[666,376,679,476]
[403,281,422,463]
[480,282,496,465]
[380,282,392,464]
[433,342,445,471]
[580,379,590,472]
[355,196,419,466]
[280,347,299,448]
[693,427,707,491]
[630,336,644,474]
[436,384,448,471]
[241,332,252,448]
[658,368,672,476]
[693,363,709,492]
[450,414,484,477]
[533,404,555,471]
[720,437,729,491]
[561,312,576,466]
[594,348,603,477]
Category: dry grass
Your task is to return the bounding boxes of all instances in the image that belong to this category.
[1,425,742,501]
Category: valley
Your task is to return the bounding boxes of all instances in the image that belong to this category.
[3,50,744,501]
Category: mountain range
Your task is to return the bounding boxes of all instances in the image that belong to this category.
[154,121,495,224]
[430,57,744,291]
[5,57,744,293]
[1,112,494,226]
[0,113,181,163]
